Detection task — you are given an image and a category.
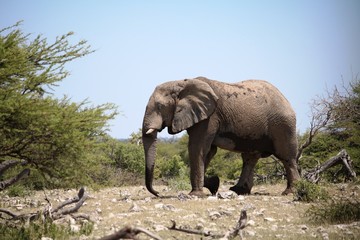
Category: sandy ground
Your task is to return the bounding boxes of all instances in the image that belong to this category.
[1,183,359,239]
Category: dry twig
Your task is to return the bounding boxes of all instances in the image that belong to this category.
[168,209,248,239]
[0,187,89,222]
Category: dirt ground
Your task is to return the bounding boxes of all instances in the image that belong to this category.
[1,182,359,239]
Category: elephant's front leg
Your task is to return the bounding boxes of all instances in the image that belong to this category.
[187,131,215,197]
[230,152,260,195]
[188,147,206,196]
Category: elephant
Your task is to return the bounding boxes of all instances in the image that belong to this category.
[142,77,300,197]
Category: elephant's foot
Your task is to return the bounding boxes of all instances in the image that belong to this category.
[204,176,220,196]
[281,187,294,195]
[229,183,252,195]
[189,189,207,198]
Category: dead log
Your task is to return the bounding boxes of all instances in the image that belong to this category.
[304,149,357,183]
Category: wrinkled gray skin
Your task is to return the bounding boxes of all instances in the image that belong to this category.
[142,77,300,197]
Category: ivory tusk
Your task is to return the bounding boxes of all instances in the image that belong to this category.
[146,128,155,134]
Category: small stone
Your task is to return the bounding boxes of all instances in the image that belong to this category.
[247,219,256,226]
[154,203,175,211]
[264,217,276,222]
[238,195,245,201]
[321,232,329,240]
[129,202,142,212]
[70,224,80,233]
[195,223,204,230]
[41,237,53,240]
[209,211,221,220]
[271,224,278,231]
[65,215,76,225]
[207,196,218,201]
[300,225,308,231]
[96,208,102,214]
[245,230,256,237]
[217,191,237,199]
[111,198,117,203]
[153,224,167,231]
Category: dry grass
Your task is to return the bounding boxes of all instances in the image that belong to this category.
[1,182,359,239]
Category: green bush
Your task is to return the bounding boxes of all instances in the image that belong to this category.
[294,180,329,202]
[306,197,360,224]
[114,142,145,174]
[6,184,31,197]
[156,155,185,178]
[0,220,93,240]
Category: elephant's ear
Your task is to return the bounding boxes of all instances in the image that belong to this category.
[171,79,218,133]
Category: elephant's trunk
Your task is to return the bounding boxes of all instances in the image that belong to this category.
[142,130,159,197]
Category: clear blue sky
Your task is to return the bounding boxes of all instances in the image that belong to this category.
[1,0,359,139]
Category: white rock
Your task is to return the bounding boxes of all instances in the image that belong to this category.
[264,217,276,222]
[70,224,80,233]
[271,224,278,231]
[129,202,142,212]
[247,219,256,226]
[209,211,221,220]
[154,203,175,211]
[96,208,102,214]
[41,238,53,240]
[238,195,245,201]
[65,215,76,225]
[207,196,218,201]
[217,191,237,199]
[321,232,329,240]
[153,224,167,231]
[245,230,256,237]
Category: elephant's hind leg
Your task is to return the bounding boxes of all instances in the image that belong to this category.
[230,152,260,195]
[272,130,301,195]
[278,157,300,195]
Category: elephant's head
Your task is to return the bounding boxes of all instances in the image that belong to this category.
[142,77,219,196]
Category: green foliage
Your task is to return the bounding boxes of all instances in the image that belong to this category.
[114,142,145,174]
[294,180,329,202]
[0,220,93,240]
[207,149,243,180]
[0,23,118,189]
[6,184,31,197]
[306,197,360,224]
[156,155,185,178]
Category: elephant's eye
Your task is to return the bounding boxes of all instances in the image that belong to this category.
[156,103,164,111]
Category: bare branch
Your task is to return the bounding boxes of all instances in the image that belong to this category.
[304,149,357,183]
[52,187,87,219]
[0,168,30,191]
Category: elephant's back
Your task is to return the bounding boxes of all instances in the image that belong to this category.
[210,79,296,135]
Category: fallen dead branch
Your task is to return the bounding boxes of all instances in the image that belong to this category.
[0,159,29,191]
[304,149,357,183]
[168,209,248,239]
[98,226,163,240]
[0,187,89,223]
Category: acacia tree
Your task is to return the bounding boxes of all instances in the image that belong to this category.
[298,77,359,182]
[0,23,118,189]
